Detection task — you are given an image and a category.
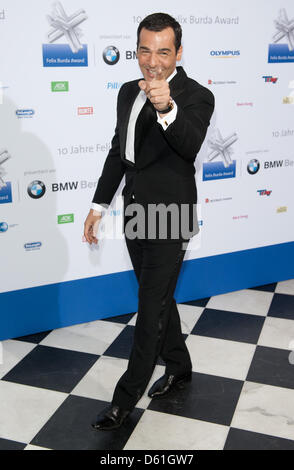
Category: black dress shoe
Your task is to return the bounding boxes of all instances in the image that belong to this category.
[148,371,192,399]
[91,404,131,431]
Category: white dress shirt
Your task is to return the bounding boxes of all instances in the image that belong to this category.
[91,69,178,214]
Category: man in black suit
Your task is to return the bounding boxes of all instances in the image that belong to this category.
[84,13,214,430]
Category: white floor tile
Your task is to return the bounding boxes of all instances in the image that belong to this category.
[71,355,128,402]
[39,319,125,355]
[258,317,294,350]
[128,313,137,326]
[128,304,203,335]
[186,335,256,380]
[0,381,66,444]
[231,381,294,441]
[206,289,274,316]
[124,409,229,450]
[177,304,204,334]
[275,279,294,295]
[72,355,164,409]
[136,364,165,409]
[0,340,36,379]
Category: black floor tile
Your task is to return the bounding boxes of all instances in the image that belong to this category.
[191,308,265,344]
[0,437,26,450]
[102,324,187,367]
[181,297,210,308]
[267,293,294,320]
[103,325,135,360]
[2,345,99,393]
[225,427,294,450]
[248,283,277,293]
[31,395,144,450]
[246,345,294,389]
[148,372,244,426]
[13,330,53,344]
[101,312,137,324]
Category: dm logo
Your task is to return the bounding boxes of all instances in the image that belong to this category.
[103,46,120,65]
[247,159,260,175]
[27,180,46,199]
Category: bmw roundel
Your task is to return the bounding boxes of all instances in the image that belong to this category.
[27,180,46,199]
[247,159,260,175]
[103,46,120,65]
[0,222,8,233]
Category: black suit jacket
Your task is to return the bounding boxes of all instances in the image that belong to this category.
[92,66,215,242]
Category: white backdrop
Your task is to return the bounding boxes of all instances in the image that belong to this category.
[0,0,293,294]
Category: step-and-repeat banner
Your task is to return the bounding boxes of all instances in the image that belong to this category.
[0,0,293,339]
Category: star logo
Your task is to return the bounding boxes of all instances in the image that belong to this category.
[46,1,88,53]
[207,129,238,168]
[0,149,11,189]
[273,8,294,51]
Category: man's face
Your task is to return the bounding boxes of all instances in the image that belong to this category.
[137,27,182,81]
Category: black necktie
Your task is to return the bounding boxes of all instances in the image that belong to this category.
[134,98,155,158]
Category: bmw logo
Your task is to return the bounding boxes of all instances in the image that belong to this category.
[0,222,8,233]
[103,46,120,65]
[27,180,46,199]
[247,159,260,175]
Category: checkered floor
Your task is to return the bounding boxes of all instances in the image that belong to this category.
[1,279,294,450]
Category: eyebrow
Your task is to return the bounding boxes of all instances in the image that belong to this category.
[138,46,172,52]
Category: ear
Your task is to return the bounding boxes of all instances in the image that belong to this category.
[176,45,183,61]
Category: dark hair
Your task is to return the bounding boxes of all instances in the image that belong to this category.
[137,13,182,52]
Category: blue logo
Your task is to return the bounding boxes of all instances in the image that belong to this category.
[268,44,294,63]
[0,222,8,232]
[268,9,294,63]
[16,109,35,118]
[247,159,260,175]
[202,161,236,181]
[210,50,240,57]
[27,180,46,199]
[107,82,122,89]
[0,182,12,204]
[24,242,42,251]
[103,46,120,65]
[43,44,88,67]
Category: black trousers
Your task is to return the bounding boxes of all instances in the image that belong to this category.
[111,231,192,411]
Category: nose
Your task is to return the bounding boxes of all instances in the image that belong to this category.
[148,52,159,68]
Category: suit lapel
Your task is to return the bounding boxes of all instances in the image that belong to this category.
[169,66,187,100]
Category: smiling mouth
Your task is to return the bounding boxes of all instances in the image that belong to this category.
[146,69,157,77]
[145,67,163,79]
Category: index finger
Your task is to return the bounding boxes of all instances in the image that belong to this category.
[150,66,164,82]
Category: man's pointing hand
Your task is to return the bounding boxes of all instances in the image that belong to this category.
[138,68,171,112]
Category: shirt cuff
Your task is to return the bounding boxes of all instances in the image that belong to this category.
[91,202,106,215]
[156,100,178,130]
